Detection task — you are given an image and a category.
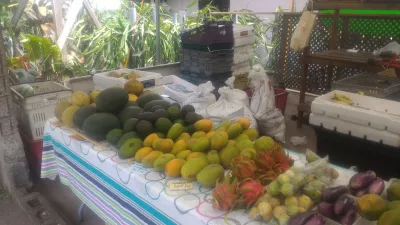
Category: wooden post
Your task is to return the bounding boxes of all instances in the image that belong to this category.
[83,0,101,29]
[297,47,310,128]
[11,0,28,27]
[326,9,340,90]
[57,0,84,49]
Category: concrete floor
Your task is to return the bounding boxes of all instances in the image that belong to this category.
[0,92,317,225]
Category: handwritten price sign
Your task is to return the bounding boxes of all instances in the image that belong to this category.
[167,180,193,191]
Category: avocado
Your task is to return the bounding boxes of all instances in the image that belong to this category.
[167,106,180,121]
[137,93,162,108]
[155,118,173,134]
[96,87,128,114]
[143,100,171,112]
[118,106,143,125]
[117,131,140,148]
[125,101,138,108]
[136,120,154,138]
[123,118,139,133]
[184,112,203,124]
[171,102,181,110]
[154,109,169,120]
[151,105,164,112]
[106,129,123,145]
[180,105,195,118]
[82,113,121,141]
[137,112,156,123]
[119,138,143,159]
[73,105,97,129]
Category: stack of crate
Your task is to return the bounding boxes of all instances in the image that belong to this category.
[232,25,255,90]
[180,21,234,90]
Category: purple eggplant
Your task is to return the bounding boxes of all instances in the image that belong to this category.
[334,195,354,215]
[340,204,357,225]
[288,212,315,225]
[354,188,368,197]
[368,177,385,195]
[322,186,348,203]
[318,202,335,218]
[304,215,325,225]
[349,171,376,189]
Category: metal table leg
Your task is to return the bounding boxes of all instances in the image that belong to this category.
[78,202,86,222]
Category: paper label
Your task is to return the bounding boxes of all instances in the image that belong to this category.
[167,180,193,190]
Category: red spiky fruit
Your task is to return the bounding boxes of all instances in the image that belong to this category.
[256,170,278,185]
[230,156,257,179]
[237,179,265,208]
[255,152,276,170]
[212,175,238,211]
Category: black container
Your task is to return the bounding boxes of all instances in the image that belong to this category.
[314,126,400,180]
[181,21,233,47]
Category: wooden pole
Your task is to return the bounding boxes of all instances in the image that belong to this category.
[83,0,101,29]
[52,0,65,38]
[11,0,28,27]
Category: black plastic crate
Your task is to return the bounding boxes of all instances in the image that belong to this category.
[180,48,233,76]
[181,21,233,47]
[314,126,400,180]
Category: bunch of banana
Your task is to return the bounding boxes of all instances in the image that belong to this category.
[331,93,353,105]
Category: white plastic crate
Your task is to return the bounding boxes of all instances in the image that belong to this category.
[310,113,400,147]
[146,75,197,104]
[233,25,255,47]
[64,75,94,93]
[232,61,251,76]
[311,90,400,135]
[11,81,72,141]
[93,69,162,90]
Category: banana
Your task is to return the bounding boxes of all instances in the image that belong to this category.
[332,93,353,105]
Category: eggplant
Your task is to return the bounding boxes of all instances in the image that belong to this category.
[340,204,357,225]
[354,188,368,198]
[368,177,385,195]
[322,186,348,203]
[304,215,325,225]
[334,195,353,215]
[349,171,376,190]
[288,212,315,225]
[318,202,335,218]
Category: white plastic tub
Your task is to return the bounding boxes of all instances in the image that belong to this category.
[93,69,162,90]
[311,90,400,136]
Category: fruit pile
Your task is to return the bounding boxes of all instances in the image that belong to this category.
[108,71,141,80]
[318,186,357,224]
[247,155,340,225]
[55,83,291,193]
[348,170,385,197]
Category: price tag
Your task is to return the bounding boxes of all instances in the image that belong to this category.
[167,180,193,191]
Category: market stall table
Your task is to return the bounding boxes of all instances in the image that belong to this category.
[41,118,355,225]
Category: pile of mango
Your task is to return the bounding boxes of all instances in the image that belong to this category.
[131,117,265,188]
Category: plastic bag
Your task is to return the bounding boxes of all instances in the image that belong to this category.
[183,81,216,117]
[205,86,256,127]
[251,158,331,222]
[373,41,400,56]
[290,11,317,52]
[290,136,307,146]
[249,65,286,142]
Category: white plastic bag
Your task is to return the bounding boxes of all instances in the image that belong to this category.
[249,65,286,142]
[290,11,317,52]
[183,81,216,117]
[206,86,256,127]
[373,41,400,56]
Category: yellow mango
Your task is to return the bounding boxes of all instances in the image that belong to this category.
[152,138,174,153]
[186,152,206,160]
[176,133,191,142]
[210,131,228,151]
[192,131,206,138]
[206,131,216,139]
[143,133,159,147]
[171,140,187,155]
[135,147,153,162]
[165,159,186,177]
[194,119,213,133]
